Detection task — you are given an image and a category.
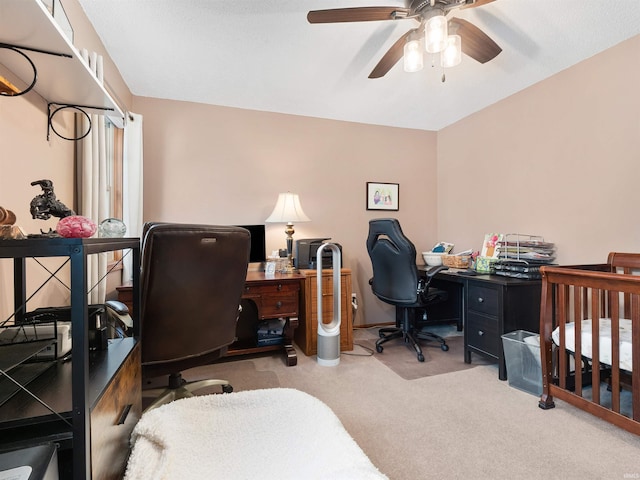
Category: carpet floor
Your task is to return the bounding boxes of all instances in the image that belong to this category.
[143,326,640,479]
[356,327,494,380]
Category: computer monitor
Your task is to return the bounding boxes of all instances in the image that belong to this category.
[236,224,266,263]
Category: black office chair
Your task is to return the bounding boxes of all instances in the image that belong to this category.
[367,218,449,362]
[140,222,250,410]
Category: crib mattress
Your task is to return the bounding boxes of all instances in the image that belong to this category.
[552,318,633,372]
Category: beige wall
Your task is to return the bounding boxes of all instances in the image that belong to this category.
[132,97,438,325]
[437,34,640,265]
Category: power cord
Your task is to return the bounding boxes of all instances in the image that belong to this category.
[340,295,374,356]
[342,343,374,357]
[342,322,382,357]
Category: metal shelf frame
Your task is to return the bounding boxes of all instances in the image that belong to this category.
[0,237,140,479]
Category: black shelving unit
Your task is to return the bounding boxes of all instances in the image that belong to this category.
[0,237,140,479]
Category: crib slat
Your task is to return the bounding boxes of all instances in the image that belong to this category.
[558,285,568,391]
[574,286,583,396]
[633,294,640,422]
[610,295,621,414]
[592,290,602,404]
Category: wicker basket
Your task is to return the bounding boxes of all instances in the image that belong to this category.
[442,254,471,269]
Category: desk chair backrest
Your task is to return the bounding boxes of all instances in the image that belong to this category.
[140,222,250,379]
[367,218,419,306]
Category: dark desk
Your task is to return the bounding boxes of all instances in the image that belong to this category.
[420,267,541,380]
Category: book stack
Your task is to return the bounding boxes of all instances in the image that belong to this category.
[256,318,286,347]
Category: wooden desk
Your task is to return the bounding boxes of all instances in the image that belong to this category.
[118,271,305,367]
[228,271,304,366]
[421,268,541,380]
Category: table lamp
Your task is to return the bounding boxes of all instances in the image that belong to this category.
[265,192,310,272]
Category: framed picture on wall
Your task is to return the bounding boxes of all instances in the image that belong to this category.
[366,182,399,211]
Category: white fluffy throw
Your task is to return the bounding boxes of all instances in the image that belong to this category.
[124,388,388,480]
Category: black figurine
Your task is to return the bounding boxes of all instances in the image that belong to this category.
[29,179,75,221]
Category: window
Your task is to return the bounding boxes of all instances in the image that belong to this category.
[105,120,124,222]
[105,119,124,267]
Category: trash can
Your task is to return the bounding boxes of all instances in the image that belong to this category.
[501,330,542,396]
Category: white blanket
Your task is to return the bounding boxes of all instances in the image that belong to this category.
[552,318,634,372]
[124,388,388,480]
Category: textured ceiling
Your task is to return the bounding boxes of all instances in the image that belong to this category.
[77,0,640,131]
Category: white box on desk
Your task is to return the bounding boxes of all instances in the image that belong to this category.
[4,322,72,359]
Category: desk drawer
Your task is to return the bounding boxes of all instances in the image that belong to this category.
[244,281,300,319]
[466,312,499,357]
[259,292,298,318]
[91,343,141,480]
[467,283,499,316]
[244,282,299,297]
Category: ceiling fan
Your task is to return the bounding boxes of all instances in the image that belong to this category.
[307,0,502,78]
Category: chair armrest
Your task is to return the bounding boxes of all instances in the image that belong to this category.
[105,300,133,330]
[105,300,129,315]
[422,265,449,279]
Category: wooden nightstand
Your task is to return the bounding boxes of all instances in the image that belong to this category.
[295,269,353,356]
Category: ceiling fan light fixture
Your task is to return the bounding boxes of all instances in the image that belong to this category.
[441,34,462,68]
[425,15,448,53]
[403,38,424,72]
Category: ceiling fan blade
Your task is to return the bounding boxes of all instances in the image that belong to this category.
[460,0,496,9]
[307,7,410,24]
[449,17,501,64]
[369,28,418,79]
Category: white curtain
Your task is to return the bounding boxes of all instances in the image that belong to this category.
[80,50,108,304]
[123,113,144,283]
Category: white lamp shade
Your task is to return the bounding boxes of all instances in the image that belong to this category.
[403,39,424,73]
[441,35,462,68]
[425,15,448,53]
[265,193,310,223]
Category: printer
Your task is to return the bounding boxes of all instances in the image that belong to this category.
[295,238,342,270]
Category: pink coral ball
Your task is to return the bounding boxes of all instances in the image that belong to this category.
[57,216,97,238]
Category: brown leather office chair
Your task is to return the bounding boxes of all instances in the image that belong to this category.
[367,218,449,362]
[140,222,250,410]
